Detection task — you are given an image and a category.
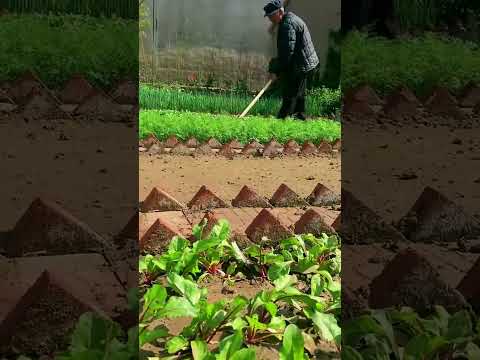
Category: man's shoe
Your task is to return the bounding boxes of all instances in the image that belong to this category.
[294,112,307,121]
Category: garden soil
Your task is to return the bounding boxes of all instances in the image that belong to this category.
[139,154,341,204]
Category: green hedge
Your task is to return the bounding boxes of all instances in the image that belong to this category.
[342,31,480,96]
[0,14,137,88]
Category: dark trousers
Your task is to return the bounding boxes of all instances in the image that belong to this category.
[278,71,308,120]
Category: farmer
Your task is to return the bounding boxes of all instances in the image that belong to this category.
[264,0,319,120]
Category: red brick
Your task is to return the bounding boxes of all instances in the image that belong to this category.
[141,133,160,149]
[294,209,335,235]
[59,74,94,104]
[140,217,182,254]
[331,139,341,151]
[195,143,215,156]
[187,185,228,210]
[369,248,467,313]
[317,141,333,154]
[218,143,235,159]
[344,84,382,105]
[265,138,282,148]
[185,137,199,148]
[206,137,222,149]
[116,212,138,241]
[262,142,281,158]
[306,183,340,206]
[20,88,60,120]
[232,185,271,208]
[6,198,106,257]
[242,142,261,156]
[425,86,464,119]
[140,187,184,212]
[245,209,293,243]
[300,141,318,156]
[74,89,122,120]
[0,269,110,354]
[227,139,243,149]
[343,99,376,118]
[270,184,308,207]
[285,139,300,150]
[332,214,341,231]
[460,82,480,107]
[383,90,421,120]
[170,142,191,155]
[164,135,179,148]
[457,258,480,310]
[8,71,42,103]
[398,186,480,243]
[110,79,137,105]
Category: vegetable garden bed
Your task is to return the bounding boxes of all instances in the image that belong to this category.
[139,220,341,359]
[140,110,341,145]
[140,85,341,118]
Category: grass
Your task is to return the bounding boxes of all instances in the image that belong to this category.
[0,14,137,88]
[140,110,341,144]
[140,84,341,117]
[342,31,480,96]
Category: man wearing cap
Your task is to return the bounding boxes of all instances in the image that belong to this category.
[264,0,319,120]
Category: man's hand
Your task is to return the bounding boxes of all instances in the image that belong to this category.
[269,73,278,81]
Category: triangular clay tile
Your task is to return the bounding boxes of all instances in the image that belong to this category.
[306,183,340,206]
[317,141,333,154]
[187,186,228,210]
[331,139,341,151]
[344,85,383,106]
[114,212,139,248]
[369,248,468,314]
[19,88,60,120]
[262,142,282,158]
[300,141,318,156]
[0,270,107,355]
[283,141,299,155]
[457,258,480,311]
[141,133,160,149]
[270,184,308,207]
[74,90,123,121]
[397,186,480,243]
[59,74,94,104]
[170,142,191,155]
[265,138,282,148]
[342,286,367,321]
[185,137,199,148]
[227,139,243,149]
[245,209,293,243]
[242,142,261,156]
[0,88,14,104]
[343,99,376,118]
[284,139,300,151]
[294,209,335,236]
[195,143,215,156]
[141,187,184,212]
[164,135,179,148]
[340,189,407,245]
[383,88,421,120]
[218,143,235,159]
[425,86,464,119]
[8,71,42,103]
[331,214,341,231]
[474,102,480,115]
[140,218,183,254]
[147,143,165,155]
[206,137,222,149]
[232,185,271,208]
[460,82,480,107]
[6,198,106,257]
[110,79,138,105]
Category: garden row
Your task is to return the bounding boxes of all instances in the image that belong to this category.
[343,31,480,96]
[0,14,137,88]
[140,110,341,146]
[140,84,341,118]
[139,219,341,359]
[0,72,136,121]
[343,83,480,127]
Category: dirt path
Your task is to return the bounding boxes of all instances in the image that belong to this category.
[139,153,341,203]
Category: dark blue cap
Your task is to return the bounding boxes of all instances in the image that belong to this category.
[264,0,283,16]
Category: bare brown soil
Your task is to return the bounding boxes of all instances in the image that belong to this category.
[0,119,137,237]
[139,153,341,203]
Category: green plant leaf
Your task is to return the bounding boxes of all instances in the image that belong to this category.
[310,311,341,345]
[139,325,169,346]
[280,324,305,360]
[229,348,257,360]
[167,336,189,354]
[191,340,214,360]
[403,334,447,360]
[160,296,199,318]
